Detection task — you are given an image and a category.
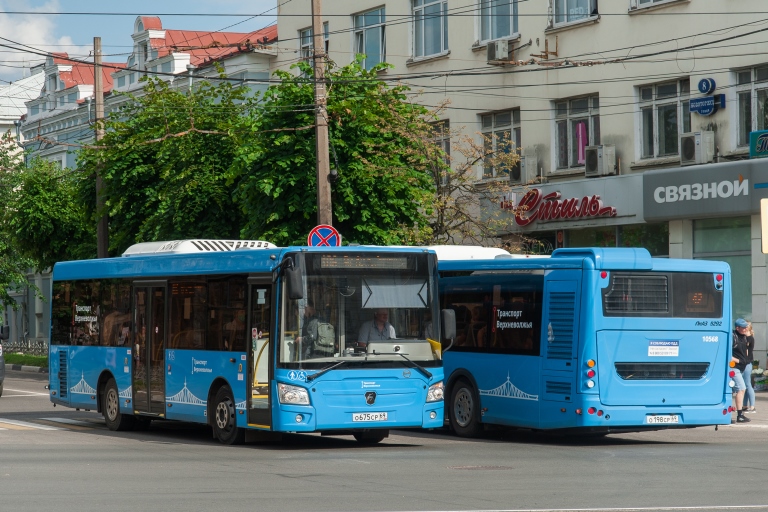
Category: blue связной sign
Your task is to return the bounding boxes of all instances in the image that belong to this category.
[749,130,768,159]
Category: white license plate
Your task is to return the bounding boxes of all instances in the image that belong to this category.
[352,412,388,422]
[646,414,679,424]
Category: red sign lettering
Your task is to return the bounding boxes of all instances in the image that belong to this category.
[507,189,617,226]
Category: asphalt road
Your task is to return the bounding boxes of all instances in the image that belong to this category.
[2,370,768,512]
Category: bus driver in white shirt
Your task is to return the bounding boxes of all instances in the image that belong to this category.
[358,308,396,342]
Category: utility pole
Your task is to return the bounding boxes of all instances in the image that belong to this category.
[94,36,108,258]
[311,0,332,226]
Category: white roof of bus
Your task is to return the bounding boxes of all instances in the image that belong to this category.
[122,239,276,256]
[425,245,548,260]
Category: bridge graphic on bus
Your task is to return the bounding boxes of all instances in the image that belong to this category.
[119,386,132,399]
[479,374,538,401]
[70,373,97,395]
[166,380,206,406]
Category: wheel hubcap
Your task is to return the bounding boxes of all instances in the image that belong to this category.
[216,400,233,431]
[454,389,473,428]
[106,389,118,421]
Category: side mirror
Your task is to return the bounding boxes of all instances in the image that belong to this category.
[285,265,304,300]
[441,309,456,341]
[0,325,8,341]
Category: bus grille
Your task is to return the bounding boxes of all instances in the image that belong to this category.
[547,291,576,360]
[604,275,668,313]
[615,363,709,380]
[58,351,68,398]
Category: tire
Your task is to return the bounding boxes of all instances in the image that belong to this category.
[213,386,245,445]
[450,379,482,438]
[103,378,135,431]
[353,430,388,445]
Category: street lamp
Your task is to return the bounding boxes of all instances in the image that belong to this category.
[12,119,21,143]
[186,63,197,91]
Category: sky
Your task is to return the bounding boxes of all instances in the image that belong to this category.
[0,0,278,82]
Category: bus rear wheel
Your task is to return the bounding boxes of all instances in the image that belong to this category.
[103,378,135,431]
[353,430,388,445]
[450,380,482,438]
[213,386,245,445]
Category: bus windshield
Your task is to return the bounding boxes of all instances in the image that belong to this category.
[278,251,439,368]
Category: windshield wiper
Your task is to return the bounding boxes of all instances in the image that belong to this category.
[370,351,432,379]
[306,360,349,382]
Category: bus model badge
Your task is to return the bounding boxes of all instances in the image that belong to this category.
[365,391,377,405]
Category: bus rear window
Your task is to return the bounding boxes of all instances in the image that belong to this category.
[602,272,722,318]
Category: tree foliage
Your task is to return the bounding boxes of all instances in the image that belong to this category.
[230,59,436,245]
[77,75,250,254]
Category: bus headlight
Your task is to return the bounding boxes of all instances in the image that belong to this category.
[426,381,444,402]
[278,383,310,405]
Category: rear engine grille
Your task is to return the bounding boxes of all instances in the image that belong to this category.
[604,275,668,314]
[615,362,709,380]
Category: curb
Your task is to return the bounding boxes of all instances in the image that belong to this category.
[7,365,48,373]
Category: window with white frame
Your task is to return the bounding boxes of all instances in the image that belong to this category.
[413,0,448,59]
[735,66,768,147]
[554,96,599,169]
[554,0,597,25]
[638,79,690,158]
[355,7,386,70]
[299,22,330,61]
[482,110,521,179]
[480,0,518,42]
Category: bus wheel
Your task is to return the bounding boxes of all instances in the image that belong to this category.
[213,386,245,445]
[103,378,135,431]
[450,380,482,438]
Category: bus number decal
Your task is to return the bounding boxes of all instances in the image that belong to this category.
[710,321,722,327]
[695,321,708,326]
[702,336,719,342]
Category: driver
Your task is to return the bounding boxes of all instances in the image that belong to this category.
[358,308,396,342]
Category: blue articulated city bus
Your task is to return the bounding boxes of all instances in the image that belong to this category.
[49,240,446,445]
[436,247,733,436]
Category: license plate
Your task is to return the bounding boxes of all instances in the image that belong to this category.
[352,412,388,422]
[646,414,679,424]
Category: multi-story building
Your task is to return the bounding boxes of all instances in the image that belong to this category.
[276,0,768,361]
[3,16,277,345]
[0,67,44,145]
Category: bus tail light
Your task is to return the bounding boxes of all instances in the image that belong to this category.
[597,410,604,417]
[729,370,736,377]
[586,380,595,388]
[723,409,728,415]
[587,359,596,368]
[588,407,596,415]
[587,369,595,378]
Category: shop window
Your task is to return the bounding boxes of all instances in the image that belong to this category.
[735,65,768,147]
[480,0,518,42]
[693,217,751,320]
[354,7,386,70]
[554,95,599,169]
[638,79,690,159]
[481,109,521,178]
[413,0,448,59]
[566,223,669,257]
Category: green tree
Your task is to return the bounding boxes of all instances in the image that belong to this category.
[77,75,250,255]
[230,60,436,245]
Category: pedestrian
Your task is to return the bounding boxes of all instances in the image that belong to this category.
[742,320,757,413]
[732,318,751,423]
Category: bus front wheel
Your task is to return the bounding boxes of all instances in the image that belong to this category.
[213,386,245,445]
[450,380,482,438]
[102,378,135,431]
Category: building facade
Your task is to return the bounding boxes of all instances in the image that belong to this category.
[276,0,768,363]
[3,17,278,345]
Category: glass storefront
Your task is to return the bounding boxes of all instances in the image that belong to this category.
[693,217,751,321]
[566,223,669,257]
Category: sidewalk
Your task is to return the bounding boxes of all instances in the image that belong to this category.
[727,390,768,427]
[5,364,47,374]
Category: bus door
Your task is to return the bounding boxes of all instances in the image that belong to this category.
[133,282,167,416]
[247,279,273,427]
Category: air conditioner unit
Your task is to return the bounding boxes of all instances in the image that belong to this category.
[680,131,715,166]
[487,40,509,63]
[585,145,616,177]
[510,155,539,185]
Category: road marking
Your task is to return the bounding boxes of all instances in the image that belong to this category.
[0,418,60,431]
[389,506,768,512]
[3,388,50,397]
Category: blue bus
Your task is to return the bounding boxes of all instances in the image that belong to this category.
[49,240,446,444]
[436,247,733,436]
